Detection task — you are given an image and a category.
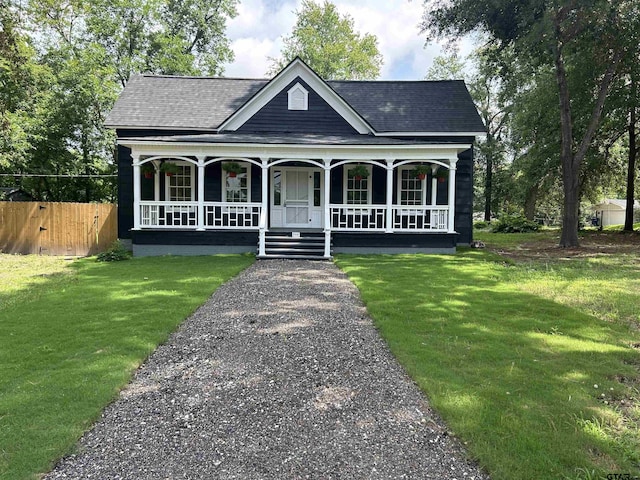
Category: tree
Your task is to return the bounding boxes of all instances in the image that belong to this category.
[2,0,237,201]
[269,0,383,80]
[0,0,43,173]
[422,0,636,246]
[425,52,465,81]
[426,49,511,221]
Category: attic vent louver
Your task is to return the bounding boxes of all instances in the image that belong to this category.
[287,83,308,111]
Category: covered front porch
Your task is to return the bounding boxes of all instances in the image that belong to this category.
[123,137,470,257]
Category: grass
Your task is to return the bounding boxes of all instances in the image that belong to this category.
[0,254,254,480]
[336,243,640,479]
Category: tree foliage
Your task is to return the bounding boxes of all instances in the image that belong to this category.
[0,0,238,201]
[422,0,640,245]
[269,0,383,80]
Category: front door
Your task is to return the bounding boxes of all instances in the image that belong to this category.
[270,167,323,228]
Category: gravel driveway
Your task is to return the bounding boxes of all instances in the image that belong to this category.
[47,260,487,479]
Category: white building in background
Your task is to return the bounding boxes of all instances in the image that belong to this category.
[593,199,639,227]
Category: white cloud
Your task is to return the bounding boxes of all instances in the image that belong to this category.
[223,0,469,80]
[225,0,297,77]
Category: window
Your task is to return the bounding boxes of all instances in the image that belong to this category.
[397,167,426,206]
[166,162,194,201]
[344,164,372,205]
[287,83,308,110]
[222,161,250,202]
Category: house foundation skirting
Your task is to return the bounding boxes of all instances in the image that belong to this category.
[332,246,455,254]
[133,244,255,257]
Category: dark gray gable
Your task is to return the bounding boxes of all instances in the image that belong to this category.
[235,78,359,135]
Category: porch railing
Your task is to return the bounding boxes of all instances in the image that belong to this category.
[204,202,261,229]
[140,201,198,228]
[329,204,449,232]
[392,206,449,231]
[330,204,386,231]
[138,201,261,229]
[138,201,448,232]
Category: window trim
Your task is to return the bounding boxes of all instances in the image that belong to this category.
[222,161,251,203]
[397,165,428,209]
[164,161,195,202]
[343,164,373,205]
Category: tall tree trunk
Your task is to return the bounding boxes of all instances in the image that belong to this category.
[524,183,538,221]
[552,12,619,247]
[624,78,637,232]
[483,132,493,222]
[553,29,580,247]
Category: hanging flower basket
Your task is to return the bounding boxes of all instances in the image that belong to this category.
[412,165,430,181]
[435,168,448,183]
[141,163,155,179]
[348,165,369,181]
[222,162,244,178]
[160,162,180,177]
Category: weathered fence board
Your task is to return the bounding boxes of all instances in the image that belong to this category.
[0,202,117,256]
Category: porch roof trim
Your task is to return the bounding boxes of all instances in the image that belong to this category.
[118,133,473,146]
[121,136,471,161]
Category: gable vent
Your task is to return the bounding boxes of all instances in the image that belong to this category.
[288,83,309,111]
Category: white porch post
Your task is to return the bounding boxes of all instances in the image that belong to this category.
[385,158,394,233]
[323,158,331,258]
[431,164,439,206]
[259,157,269,257]
[448,157,458,233]
[196,156,205,231]
[132,154,141,230]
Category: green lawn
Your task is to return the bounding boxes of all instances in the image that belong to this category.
[336,244,640,479]
[0,254,254,480]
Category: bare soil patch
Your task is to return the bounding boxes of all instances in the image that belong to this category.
[488,230,640,263]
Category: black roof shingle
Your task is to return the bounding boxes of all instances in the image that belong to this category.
[106,74,485,134]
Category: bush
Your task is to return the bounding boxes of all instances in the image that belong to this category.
[491,214,540,233]
[474,220,490,230]
[96,240,132,262]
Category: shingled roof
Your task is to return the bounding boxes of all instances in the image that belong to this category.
[106,74,485,134]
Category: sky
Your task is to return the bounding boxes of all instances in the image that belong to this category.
[223,0,475,80]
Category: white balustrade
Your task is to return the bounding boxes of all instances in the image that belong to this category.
[328,204,449,232]
[139,201,261,229]
[330,205,386,231]
[139,201,448,232]
[392,206,449,231]
[204,202,262,229]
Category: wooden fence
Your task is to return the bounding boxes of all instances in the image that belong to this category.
[0,202,117,256]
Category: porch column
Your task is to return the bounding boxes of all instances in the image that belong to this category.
[196,156,206,231]
[323,158,331,258]
[385,159,394,233]
[259,157,269,257]
[431,164,439,205]
[132,154,141,230]
[448,157,458,233]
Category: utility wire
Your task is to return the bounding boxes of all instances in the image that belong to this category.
[0,173,117,178]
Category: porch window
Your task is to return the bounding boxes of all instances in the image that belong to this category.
[222,161,250,202]
[397,166,426,205]
[344,164,372,204]
[166,163,194,201]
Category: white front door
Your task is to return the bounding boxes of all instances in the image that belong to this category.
[271,167,323,228]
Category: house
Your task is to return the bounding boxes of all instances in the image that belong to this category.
[0,187,34,202]
[593,199,639,227]
[105,58,485,258]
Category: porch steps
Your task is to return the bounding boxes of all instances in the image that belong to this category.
[259,232,330,260]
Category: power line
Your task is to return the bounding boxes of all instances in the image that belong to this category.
[0,173,117,178]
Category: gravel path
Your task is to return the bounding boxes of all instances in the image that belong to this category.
[46,260,488,479]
